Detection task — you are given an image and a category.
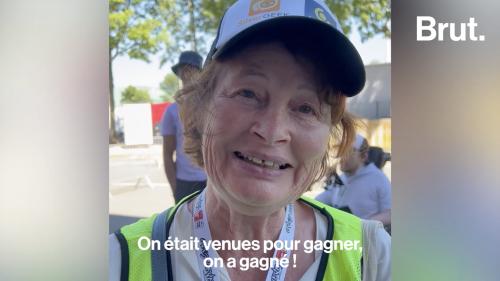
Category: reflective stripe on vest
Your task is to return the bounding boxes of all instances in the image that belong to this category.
[118,192,362,281]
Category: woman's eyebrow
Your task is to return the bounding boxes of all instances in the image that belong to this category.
[296,84,321,103]
[297,84,317,93]
[236,63,269,80]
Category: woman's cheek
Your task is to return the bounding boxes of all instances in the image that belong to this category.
[297,128,330,159]
[202,106,237,191]
[292,128,330,189]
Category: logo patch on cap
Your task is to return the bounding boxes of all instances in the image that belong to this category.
[249,0,280,16]
[306,0,338,29]
[314,8,329,24]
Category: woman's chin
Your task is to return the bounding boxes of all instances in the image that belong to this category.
[223,181,288,209]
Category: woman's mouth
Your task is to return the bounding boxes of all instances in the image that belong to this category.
[234,151,292,170]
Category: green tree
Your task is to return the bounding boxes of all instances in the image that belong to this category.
[325,0,391,41]
[121,86,152,103]
[156,0,233,66]
[109,0,173,142]
[159,73,180,102]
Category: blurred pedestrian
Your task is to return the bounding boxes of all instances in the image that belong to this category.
[332,134,391,225]
[315,168,347,208]
[161,51,207,203]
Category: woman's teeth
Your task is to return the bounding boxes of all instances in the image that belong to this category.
[234,151,290,170]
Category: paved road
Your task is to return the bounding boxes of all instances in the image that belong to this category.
[109,144,174,232]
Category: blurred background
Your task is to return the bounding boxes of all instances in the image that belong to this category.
[107,0,392,233]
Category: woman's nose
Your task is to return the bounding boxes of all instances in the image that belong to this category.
[250,108,291,145]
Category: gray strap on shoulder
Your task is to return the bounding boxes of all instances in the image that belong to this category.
[151,208,171,281]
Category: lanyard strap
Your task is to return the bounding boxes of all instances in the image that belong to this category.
[192,190,295,281]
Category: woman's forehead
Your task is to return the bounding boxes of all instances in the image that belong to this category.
[218,43,320,87]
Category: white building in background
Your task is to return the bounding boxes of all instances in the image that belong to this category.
[347,63,391,152]
[121,103,154,146]
[348,63,391,119]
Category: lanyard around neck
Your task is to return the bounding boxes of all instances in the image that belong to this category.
[192,190,295,281]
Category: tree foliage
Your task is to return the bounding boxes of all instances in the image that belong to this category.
[156,0,236,66]
[109,0,172,141]
[110,0,172,62]
[159,73,180,102]
[325,0,391,41]
[121,86,152,103]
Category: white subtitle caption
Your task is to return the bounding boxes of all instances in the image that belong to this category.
[137,236,362,270]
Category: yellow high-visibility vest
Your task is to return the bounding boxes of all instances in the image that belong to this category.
[116,192,362,281]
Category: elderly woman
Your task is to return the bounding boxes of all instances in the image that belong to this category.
[109,0,390,280]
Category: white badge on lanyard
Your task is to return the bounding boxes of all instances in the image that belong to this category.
[192,190,295,281]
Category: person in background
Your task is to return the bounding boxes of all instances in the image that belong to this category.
[317,145,391,208]
[315,168,345,206]
[331,134,392,226]
[161,51,207,203]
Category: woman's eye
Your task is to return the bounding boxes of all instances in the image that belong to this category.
[298,104,316,115]
[238,89,257,99]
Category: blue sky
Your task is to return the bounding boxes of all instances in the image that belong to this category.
[113,30,391,89]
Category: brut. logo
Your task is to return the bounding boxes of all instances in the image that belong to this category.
[417,16,486,42]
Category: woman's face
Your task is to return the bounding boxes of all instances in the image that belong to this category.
[203,43,332,214]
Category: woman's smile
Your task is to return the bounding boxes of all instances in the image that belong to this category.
[233,151,292,170]
[232,150,292,180]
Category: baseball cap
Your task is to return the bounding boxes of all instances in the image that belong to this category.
[172,51,203,75]
[205,0,365,97]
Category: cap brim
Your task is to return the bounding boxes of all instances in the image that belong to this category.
[212,17,365,97]
[172,62,202,76]
[171,63,181,76]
